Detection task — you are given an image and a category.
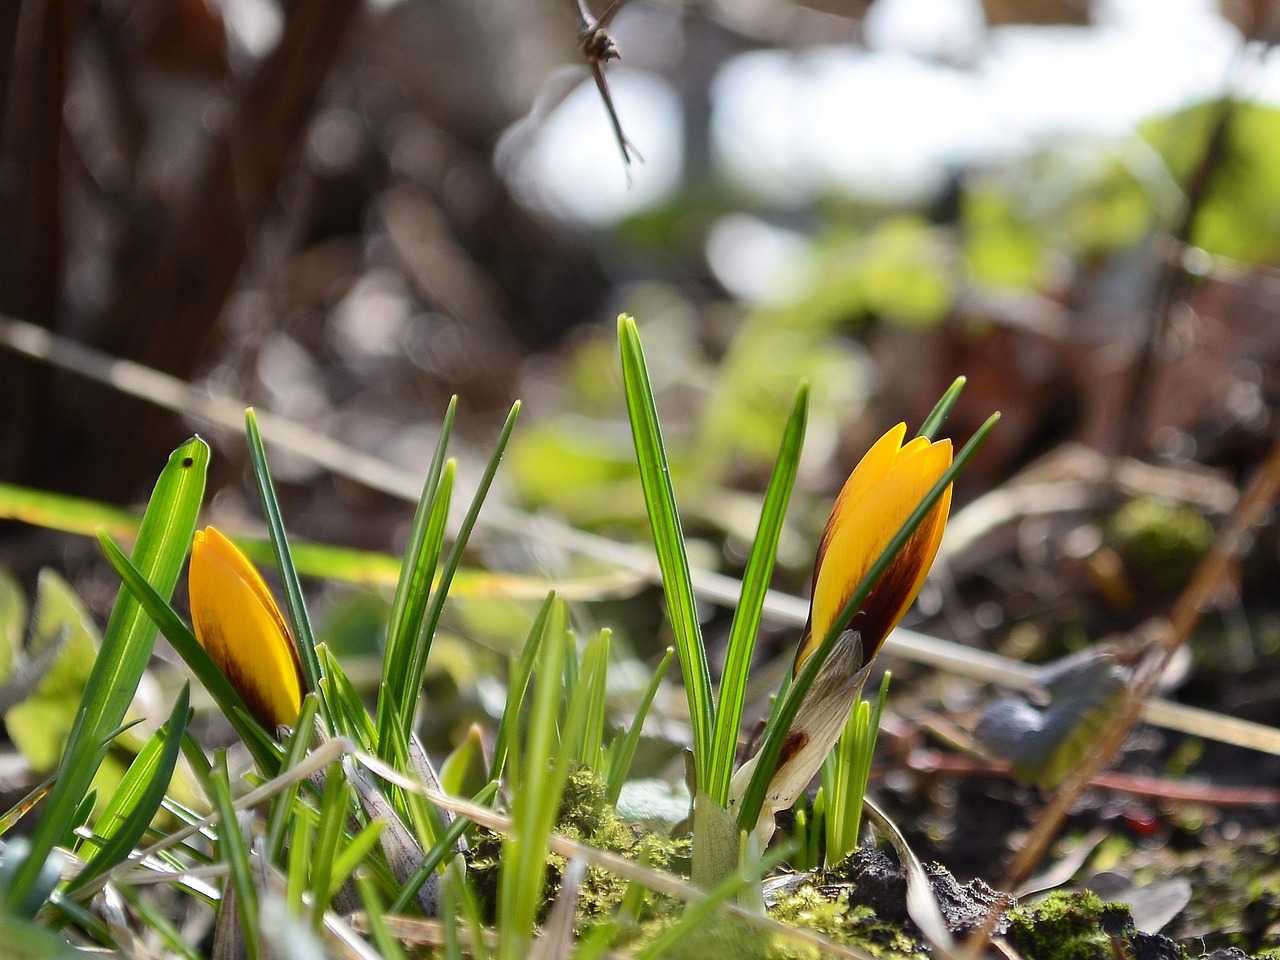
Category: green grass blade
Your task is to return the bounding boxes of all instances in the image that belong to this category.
[489,593,555,785]
[264,693,322,863]
[98,533,281,773]
[3,437,207,914]
[379,398,457,756]
[319,645,377,751]
[400,401,520,729]
[708,382,807,805]
[244,409,326,726]
[917,376,966,441]
[308,761,349,928]
[500,599,568,960]
[69,686,190,892]
[736,413,1000,833]
[355,868,407,960]
[579,630,611,773]
[325,819,386,902]
[605,647,673,805]
[211,753,260,960]
[378,460,453,756]
[618,315,713,792]
[633,842,794,960]
[387,780,497,915]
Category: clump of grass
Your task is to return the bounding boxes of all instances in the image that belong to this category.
[0,314,994,957]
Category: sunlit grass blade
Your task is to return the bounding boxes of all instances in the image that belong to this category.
[708,382,808,805]
[211,752,260,960]
[618,315,713,792]
[265,694,322,863]
[244,409,326,726]
[0,482,139,540]
[822,671,890,866]
[633,843,795,960]
[578,630,611,772]
[490,593,555,786]
[308,761,349,931]
[98,533,282,773]
[398,401,521,737]
[388,779,497,915]
[318,645,377,751]
[379,397,456,758]
[355,868,407,960]
[3,437,207,914]
[917,376,966,441]
[736,412,1000,833]
[499,599,568,960]
[2,482,645,600]
[69,686,190,892]
[605,647,673,805]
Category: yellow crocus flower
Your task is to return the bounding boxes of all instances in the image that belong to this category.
[189,526,304,729]
[730,423,952,841]
[795,422,952,673]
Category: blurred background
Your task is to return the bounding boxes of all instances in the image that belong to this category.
[3,0,1280,920]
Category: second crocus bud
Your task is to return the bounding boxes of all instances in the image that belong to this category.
[189,526,304,730]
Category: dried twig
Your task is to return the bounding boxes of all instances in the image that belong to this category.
[1004,433,1280,892]
[571,0,642,169]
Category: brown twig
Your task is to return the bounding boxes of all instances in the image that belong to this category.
[571,0,642,170]
[1117,14,1280,459]
[1004,432,1280,892]
[904,750,1280,808]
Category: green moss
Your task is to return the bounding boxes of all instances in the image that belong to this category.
[768,884,928,960]
[1108,497,1213,595]
[465,766,690,929]
[1005,890,1172,960]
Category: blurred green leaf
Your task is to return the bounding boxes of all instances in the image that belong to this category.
[4,572,100,771]
[963,186,1046,289]
[0,572,24,684]
[1142,100,1280,263]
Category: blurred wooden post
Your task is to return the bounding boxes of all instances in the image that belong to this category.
[0,0,78,486]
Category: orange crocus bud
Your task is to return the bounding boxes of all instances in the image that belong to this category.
[795,422,952,674]
[189,526,304,729]
[730,424,952,842]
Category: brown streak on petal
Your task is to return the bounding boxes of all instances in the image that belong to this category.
[775,730,809,772]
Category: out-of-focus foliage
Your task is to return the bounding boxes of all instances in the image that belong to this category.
[3,571,101,771]
[1141,101,1280,264]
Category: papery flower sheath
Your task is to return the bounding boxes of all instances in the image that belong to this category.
[730,423,952,841]
[189,526,304,729]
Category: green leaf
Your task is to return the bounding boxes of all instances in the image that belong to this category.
[605,647,673,806]
[69,686,190,891]
[489,594,554,786]
[500,599,569,960]
[917,376,965,442]
[211,753,260,960]
[4,437,207,915]
[0,570,25,684]
[244,409,326,728]
[707,382,807,806]
[378,398,457,757]
[618,315,714,793]
[4,572,101,771]
[400,402,520,735]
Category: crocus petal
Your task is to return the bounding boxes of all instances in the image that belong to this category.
[189,526,304,729]
[795,426,952,673]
